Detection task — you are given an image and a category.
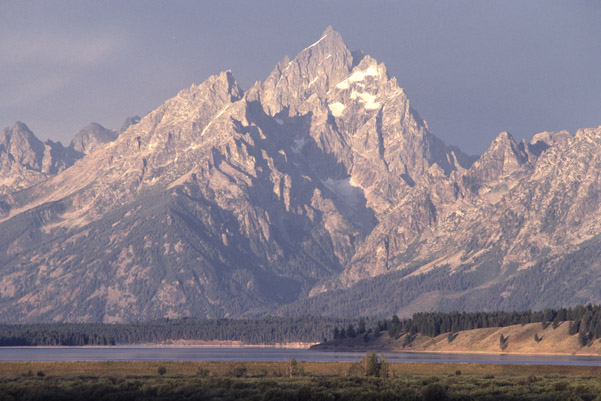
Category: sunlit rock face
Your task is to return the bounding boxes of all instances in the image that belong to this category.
[1,27,601,322]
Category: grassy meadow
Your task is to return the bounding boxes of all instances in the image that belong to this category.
[0,361,601,400]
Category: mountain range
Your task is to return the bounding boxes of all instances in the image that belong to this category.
[1,27,601,322]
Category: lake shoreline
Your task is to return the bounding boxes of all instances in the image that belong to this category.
[0,341,318,349]
[3,345,601,366]
[3,344,601,358]
[312,346,601,358]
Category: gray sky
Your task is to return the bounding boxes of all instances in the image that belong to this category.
[1,1,600,155]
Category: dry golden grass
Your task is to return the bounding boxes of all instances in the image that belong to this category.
[410,321,601,355]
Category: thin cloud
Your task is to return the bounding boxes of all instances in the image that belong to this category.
[0,32,118,68]
[0,32,120,108]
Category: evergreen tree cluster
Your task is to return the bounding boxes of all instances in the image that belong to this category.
[0,325,115,346]
[0,316,354,346]
[332,319,367,340]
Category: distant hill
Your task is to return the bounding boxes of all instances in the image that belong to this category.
[313,322,601,356]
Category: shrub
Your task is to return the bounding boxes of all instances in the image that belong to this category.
[157,366,167,376]
[552,381,569,392]
[422,383,448,401]
[379,354,389,378]
[362,352,380,377]
[555,392,585,401]
[399,389,419,401]
[347,362,362,376]
[421,377,440,386]
[36,370,45,377]
[227,363,247,377]
[360,351,389,377]
[287,357,298,377]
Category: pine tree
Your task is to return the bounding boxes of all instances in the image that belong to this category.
[347,324,356,338]
[357,319,366,335]
[578,330,589,347]
[499,334,508,350]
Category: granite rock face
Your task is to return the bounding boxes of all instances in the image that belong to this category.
[1,27,601,322]
[0,122,82,195]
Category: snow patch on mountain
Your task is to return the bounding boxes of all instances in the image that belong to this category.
[336,65,380,90]
[328,102,346,117]
[307,33,327,49]
[201,105,230,137]
[350,91,380,110]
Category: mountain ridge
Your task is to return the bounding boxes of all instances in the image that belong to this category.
[0,27,600,322]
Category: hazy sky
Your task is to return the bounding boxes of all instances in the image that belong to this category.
[1,1,600,154]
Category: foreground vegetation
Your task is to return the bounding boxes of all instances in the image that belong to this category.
[1,360,601,400]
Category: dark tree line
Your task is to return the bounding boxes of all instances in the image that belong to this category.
[0,326,115,346]
[331,304,601,346]
[0,316,354,346]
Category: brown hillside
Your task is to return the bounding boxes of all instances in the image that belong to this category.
[314,322,601,356]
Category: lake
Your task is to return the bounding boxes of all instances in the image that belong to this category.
[2,347,601,366]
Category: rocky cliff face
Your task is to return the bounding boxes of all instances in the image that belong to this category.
[1,27,600,322]
[0,122,82,195]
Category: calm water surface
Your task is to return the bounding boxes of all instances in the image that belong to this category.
[2,347,601,366]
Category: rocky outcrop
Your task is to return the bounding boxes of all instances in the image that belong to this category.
[70,122,118,154]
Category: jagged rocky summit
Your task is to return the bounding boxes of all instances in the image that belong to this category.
[1,27,600,322]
